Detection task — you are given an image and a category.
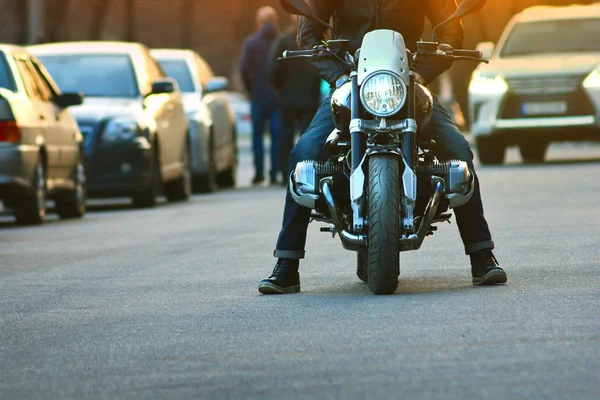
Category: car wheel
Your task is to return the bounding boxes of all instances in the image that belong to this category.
[476,137,505,165]
[56,159,86,219]
[520,143,548,164]
[15,155,46,225]
[216,129,237,188]
[192,133,217,193]
[165,143,192,202]
[132,146,160,208]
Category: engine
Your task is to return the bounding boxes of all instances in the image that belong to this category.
[415,160,474,212]
[290,160,347,210]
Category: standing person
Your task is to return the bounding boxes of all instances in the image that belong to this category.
[268,15,322,183]
[258,0,507,294]
[240,7,282,186]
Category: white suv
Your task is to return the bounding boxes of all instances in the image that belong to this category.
[468,4,600,164]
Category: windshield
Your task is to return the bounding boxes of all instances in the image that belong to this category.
[36,54,139,97]
[155,59,196,93]
[501,19,600,57]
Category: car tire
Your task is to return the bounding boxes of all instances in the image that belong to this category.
[165,143,192,202]
[476,137,505,165]
[15,155,46,225]
[192,132,217,193]
[56,159,86,219]
[132,146,160,208]
[216,128,237,189]
[520,143,548,163]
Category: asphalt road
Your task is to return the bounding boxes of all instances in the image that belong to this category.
[1,139,599,399]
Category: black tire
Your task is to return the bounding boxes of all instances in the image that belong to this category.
[217,128,237,188]
[15,155,46,225]
[165,143,192,202]
[520,143,548,163]
[476,137,505,165]
[132,147,160,208]
[356,251,368,283]
[56,159,86,219]
[367,155,400,295]
[192,132,217,193]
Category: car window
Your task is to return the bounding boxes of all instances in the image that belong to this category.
[195,54,214,87]
[156,59,196,93]
[0,53,16,91]
[30,58,61,97]
[37,54,139,98]
[25,60,53,101]
[501,18,600,57]
[14,57,44,100]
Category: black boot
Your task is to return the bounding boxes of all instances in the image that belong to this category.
[258,259,300,294]
[470,250,507,285]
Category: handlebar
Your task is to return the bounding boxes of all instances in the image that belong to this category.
[452,49,483,58]
[282,49,316,58]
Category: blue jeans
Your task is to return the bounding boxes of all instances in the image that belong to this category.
[251,101,281,181]
[274,95,494,259]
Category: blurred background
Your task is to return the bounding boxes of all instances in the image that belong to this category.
[0,0,598,125]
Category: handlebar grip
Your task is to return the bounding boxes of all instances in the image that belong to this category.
[282,50,314,58]
[453,49,483,58]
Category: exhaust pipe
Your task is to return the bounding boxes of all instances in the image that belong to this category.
[400,179,443,251]
[321,178,367,250]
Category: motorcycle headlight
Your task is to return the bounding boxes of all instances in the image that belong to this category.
[360,72,407,117]
[583,67,600,89]
[102,118,139,143]
[469,71,508,95]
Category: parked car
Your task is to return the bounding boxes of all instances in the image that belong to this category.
[0,44,85,225]
[151,49,237,192]
[469,4,600,164]
[29,42,191,207]
[226,91,252,137]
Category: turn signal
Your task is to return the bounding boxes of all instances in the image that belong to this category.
[0,120,21,142]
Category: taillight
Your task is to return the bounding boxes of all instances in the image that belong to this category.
[0,120,20,142]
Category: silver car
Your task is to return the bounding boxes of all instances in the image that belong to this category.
[30,42,191,207]
[151,49,237,192]
[469,4,600,164]
[0,45,85,225]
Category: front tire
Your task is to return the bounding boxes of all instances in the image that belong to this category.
[520,143,548,163]
[192,132,217,193]
[56,159,86,219]
[15,155,46,225]
[132,147,160,208]
[367,155,400,295]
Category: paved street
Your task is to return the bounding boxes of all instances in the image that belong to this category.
[1,138,599,399]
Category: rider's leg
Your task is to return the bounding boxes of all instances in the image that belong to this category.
[421,97,507,285]
[258,96,335,294]
[268,106,281,184]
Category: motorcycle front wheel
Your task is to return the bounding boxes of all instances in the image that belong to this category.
[367,155,400,295]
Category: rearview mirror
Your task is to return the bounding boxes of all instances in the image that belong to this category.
[476,42,495,59]
[55,92,83,108]
[432,0,487,40]
[204,77,229,94]
[279,0,314,17]
[151,78,178,95]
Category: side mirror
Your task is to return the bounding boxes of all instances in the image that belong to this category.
[279,0,313,17]
[204,77,229,94]
[432,0,487,40]
[55,92,84,108]
[151,78,178,95]
[476,42,495,59]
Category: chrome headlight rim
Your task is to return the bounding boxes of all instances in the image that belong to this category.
[359,71,407,118]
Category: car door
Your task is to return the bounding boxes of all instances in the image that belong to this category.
[13,55,60,184]
[29,57,79,182]
[195,54,234,172]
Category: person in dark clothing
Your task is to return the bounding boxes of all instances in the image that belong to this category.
[258,0,507,294]
[268,15,322,182]
[240,7,282,185]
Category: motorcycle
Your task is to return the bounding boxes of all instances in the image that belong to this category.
[280,0,489,294]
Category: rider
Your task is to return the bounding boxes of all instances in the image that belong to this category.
[258,0,507,294]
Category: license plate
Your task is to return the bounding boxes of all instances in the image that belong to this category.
[521,101,567,116]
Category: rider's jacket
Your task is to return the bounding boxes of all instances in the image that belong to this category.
[298,0,464,85]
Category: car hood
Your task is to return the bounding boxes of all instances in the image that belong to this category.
[68,97,143,125]
[477,53,600,78]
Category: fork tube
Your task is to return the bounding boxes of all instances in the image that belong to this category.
[403,72,416,168]
[351,72,362,172]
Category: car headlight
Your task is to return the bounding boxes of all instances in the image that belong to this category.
[469,71,508,95]
[102,118,139,143]
[360,72,407,117]
[583,68,600,89]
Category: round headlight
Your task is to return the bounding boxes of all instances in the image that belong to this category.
[360,72,407,117]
